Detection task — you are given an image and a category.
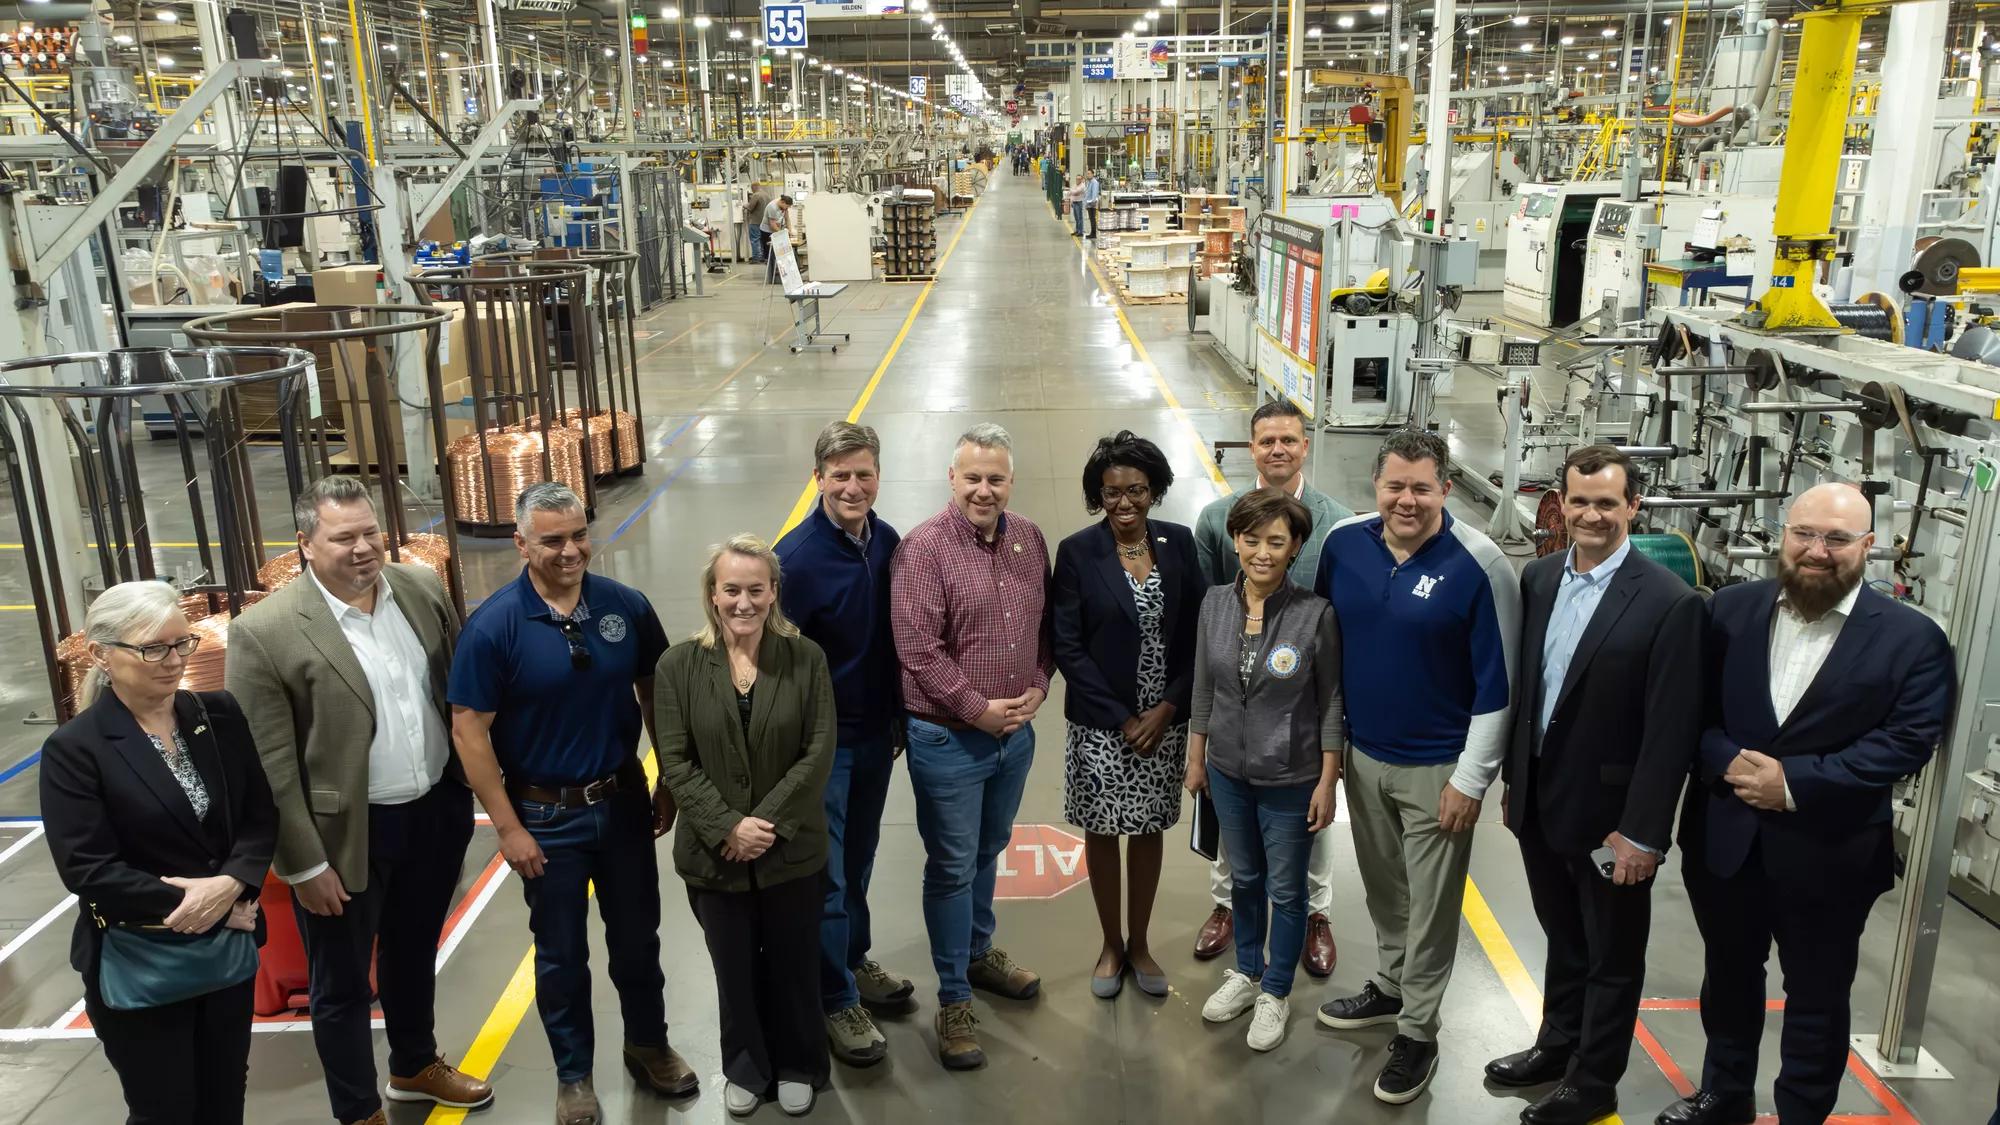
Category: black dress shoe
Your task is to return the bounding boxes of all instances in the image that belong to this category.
[1485,1045,1573,1088]
[1655,1089,1756,1125]
[1521,1082,1617,1125]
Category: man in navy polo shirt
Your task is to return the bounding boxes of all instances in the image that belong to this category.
[448,482,693,1125]
[774,420,917,1070]
[1312,429,1520,1107]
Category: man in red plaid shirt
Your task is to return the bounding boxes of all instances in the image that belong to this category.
[890,422,1055,1072]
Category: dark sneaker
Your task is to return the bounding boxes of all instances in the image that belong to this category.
[935,1001,986,1070]
[1316,980,1404,1030]
[1374,1035,1440,1105]
[853,959,916,1013]
[967,947,1040,1000]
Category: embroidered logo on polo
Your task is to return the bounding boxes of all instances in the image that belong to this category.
[599,614,628,642]
[1412,575,1443,600]
[1266,643,1302,678]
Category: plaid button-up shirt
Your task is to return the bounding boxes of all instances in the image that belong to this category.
[890,504,1054,724]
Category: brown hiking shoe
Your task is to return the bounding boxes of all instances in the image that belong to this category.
[967,947,1040,1000]
[385,1054,494,1109]
[853,959,916,1012]
[935,1001,986,1070]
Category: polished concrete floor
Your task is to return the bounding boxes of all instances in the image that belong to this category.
[0,173,1996,1125]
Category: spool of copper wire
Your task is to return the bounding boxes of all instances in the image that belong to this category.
[255,532,456,597]
[523,409,642,477]
[54,591,270,717]
[446,427,586,531]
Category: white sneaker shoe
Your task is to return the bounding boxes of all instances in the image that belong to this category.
[778,1080,815,1116]
[724,1080,761,1116]
[1202,969,1261,1023]
[1247,992,1289,1051]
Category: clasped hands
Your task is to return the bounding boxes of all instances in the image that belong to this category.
[1120,702,1177,757]
[1724,749,1789,811]
[723,815,778,863]
[161,874,256,934]
[975,687,1046,738]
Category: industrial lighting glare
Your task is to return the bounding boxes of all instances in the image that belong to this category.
[157,8,177,21]
[1306,26,1321,37]
[1559,35,1573,45]
[1368,3,1385,12]
[1122,29,1134,38]
[383,42,398,52]
[156,54,173,67]
[661,4,679,16]
[1511,14,1528,25]
[1601,27,1615,37]
[1858,40,1871,50]
[1519,42,1530,51]
[727,26,742,38]
[113,33,133,45]
[1336,15,1353,28]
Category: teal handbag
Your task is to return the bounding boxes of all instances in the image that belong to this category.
[97,923,259,1010]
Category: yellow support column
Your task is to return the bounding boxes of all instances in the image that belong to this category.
[1751,5,1865,331]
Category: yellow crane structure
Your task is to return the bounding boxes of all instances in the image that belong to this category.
[1306,69,1412,210]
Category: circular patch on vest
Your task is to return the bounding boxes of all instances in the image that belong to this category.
[598,614,628,643]
[1266,642,1301,679]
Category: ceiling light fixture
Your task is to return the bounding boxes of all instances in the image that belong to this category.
[693,14,711,27]
[1511,14,1527,25]
[157,8,177,21]
[1336,14,1353,28]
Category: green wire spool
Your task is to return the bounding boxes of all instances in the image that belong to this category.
[1630,530,1703,588]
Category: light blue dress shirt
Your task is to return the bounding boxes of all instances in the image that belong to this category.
[1538,538,1633,735]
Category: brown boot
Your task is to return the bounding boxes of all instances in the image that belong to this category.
[385,1054,495,1109]
[966,947,1040,1000]
[934,1001,985,1070]
[555,1078,600,1125]
[622,1041,699,1097]
[344,1113,387,1125]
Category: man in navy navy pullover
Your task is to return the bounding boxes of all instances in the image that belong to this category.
[774,421,917,1070]
[1313,429,1521,1107]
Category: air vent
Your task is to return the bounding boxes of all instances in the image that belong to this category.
[985,21,1016,34]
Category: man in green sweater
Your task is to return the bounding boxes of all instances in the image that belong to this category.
[1190,397,1353,976]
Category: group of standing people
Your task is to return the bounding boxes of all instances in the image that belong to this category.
[34,397,1959,1125]
[1064,169,1102,240]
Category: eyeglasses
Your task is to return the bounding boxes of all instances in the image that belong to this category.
[1785,526,1866,551]
[556,618,592,670]
[1099,484,1151,505]
[106,636,202,662]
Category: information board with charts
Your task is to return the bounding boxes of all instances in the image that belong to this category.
[1252,213,1327,418]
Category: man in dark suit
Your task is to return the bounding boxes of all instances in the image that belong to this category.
[1659,482,1953,1125]
[1485,446,1704,1125]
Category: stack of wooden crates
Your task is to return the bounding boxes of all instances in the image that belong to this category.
[881,194,938,281]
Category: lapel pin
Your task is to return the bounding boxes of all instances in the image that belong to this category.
[1156,536,1166,543]
[193,725,208,735]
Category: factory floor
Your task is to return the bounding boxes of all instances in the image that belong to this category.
[0,173,1995,1125]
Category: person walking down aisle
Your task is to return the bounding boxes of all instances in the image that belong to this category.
[448,483,696,1125]
[1658,483,1953,1125]
[226,477,492,1125]
[41,580,276,1125]
[1188,398,1351,976]
[1185,488,1343,1053]
[774,422,919,1070]
[657,536,837,1118]
[891,423,1054,1071]
[1314,429,1521,1106]
[1052,432,1202,1001]
[1486,447,1703,1125]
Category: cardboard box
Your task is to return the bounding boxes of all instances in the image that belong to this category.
[312,264,384,308]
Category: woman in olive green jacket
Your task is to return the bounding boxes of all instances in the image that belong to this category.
[657,534,836,1118]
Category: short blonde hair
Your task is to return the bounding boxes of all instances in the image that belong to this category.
[693,534,801,649]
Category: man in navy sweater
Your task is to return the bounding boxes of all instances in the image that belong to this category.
[1313,429,1521,1106]
[774,421,915,1069]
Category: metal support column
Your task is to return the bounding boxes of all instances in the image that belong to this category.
[1070,36,1086,177]
[1280,0,1304,212]
[1852,1,1949,295]
[1424,0,1456,224]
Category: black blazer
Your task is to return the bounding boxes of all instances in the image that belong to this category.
[1679,580,1953,895]
[1506,549,1704,856]
[1051,518,1203,730]
[39,689,277,984]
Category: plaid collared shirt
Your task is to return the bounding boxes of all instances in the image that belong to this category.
[890,504,1054,724]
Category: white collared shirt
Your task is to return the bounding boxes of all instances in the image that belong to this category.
[311,568,450,801]
[1768,580,1861,725]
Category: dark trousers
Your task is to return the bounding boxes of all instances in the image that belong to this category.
[1087,203,1098,238]
[518,790,668,1083]
[86,976,255,1125]
[1685,836,1883,1124]
[689,872,831,1095]
[818,731,895,1013]
[1518,821,1653,1097]
[296,779,474,1123]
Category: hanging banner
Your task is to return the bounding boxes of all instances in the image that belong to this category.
[799,0,904,18]
[1083,54,1114,80]
[1113,38,1168,79]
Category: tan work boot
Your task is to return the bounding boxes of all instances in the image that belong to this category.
[934,1000,986,1070]
[622,1041,700,1097]
[555,1078,600,1125]
[967,947,1041,1000]
[385,1054,495,1109]
[853,959,916,1013]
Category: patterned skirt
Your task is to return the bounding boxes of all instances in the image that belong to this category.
[1063,721,1188,836]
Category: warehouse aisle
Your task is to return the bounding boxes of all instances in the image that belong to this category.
[2,174,1993,1125]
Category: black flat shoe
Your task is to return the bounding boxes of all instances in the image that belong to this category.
[1655,1089,1756,1125]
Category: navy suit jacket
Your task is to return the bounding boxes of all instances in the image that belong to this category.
[1051,518,1203,730]
[1679,579,1954,894]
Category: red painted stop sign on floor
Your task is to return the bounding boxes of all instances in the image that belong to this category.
[994,824,1090,900]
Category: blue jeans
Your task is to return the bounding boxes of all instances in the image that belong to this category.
[748,224,767,262]
[516,790,667,1083]
[1071,201,1086,237]
[819,730,896,1013]
[905,719,1036,1005]
[1206,765,1315,998]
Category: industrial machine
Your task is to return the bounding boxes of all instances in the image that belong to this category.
[1322,311,1420,427]
[1502,182,1623,328]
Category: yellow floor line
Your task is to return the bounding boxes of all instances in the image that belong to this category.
[432,197,988,1121]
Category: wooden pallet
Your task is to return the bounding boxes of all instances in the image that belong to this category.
[1118,287,1187,306]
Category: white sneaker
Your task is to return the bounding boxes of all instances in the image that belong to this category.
[724,1080,761,1116]
[778,1080,815,1116]
[1247,992,1289,1051]
[1202,969,1260,1023]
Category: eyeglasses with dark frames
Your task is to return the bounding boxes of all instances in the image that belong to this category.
[556,618,592,670]
[106,636,202,662]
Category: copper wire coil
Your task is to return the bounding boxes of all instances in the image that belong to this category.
[446,427,586,528]
[255,532,455,597]
[55,591,270,717]
[522,409,641,476]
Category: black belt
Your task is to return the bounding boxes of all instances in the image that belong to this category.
[508,767,633,810]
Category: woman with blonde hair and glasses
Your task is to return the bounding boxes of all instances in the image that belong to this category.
[39,580,276,1124]
[656,535,837,1117]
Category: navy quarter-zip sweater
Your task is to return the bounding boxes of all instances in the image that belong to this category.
[775,503,902,743]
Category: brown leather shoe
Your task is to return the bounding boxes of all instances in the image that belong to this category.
[622,1041,699,1097]
[1193,905,1233,960]
[934,1001,986,1070]
[966,947,1040,1000]
[345,1113,387,1125]
[556,1078,600,1125]
[1302,912,1337,978]
[385,1054,494,1109]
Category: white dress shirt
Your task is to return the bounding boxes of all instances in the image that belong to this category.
[283,570,450,884]
[1763,580,1861,812]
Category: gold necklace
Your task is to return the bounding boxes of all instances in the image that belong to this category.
[1117,540,1147,560]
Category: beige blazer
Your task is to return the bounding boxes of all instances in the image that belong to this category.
[224,562,459,891]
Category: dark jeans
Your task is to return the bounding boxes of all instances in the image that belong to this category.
[748,225,767,263]
[819,730,896,1013]
[295,779,473,1122]
[1205,764,1314,999]
[86,976,255,1125]
[517,789,667,1083]
[905,719,1035,1005]
[689,872,831,1095]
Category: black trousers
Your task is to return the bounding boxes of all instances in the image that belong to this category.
[87,976,255,1125]
[688,871,831,1096]
[1684,835,1884,1124]
[1519,823,1654,1097]
[295,779,474,1123]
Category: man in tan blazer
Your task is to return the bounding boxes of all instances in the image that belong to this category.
[226,476,492,1125]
